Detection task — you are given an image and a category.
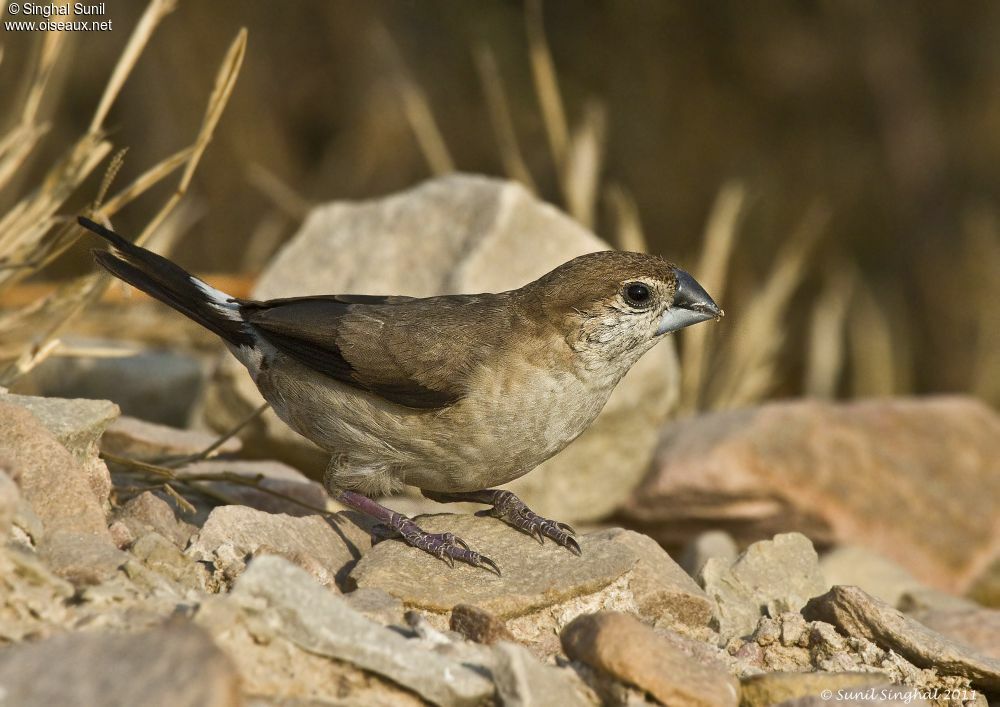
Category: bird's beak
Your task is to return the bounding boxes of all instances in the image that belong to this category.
[655,268,724,335]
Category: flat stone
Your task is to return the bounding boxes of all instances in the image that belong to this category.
[131,532,210,592]
[101,415,241,462]
[680,529,738,580]
[450,604,517,645]
[200,175,679,524]
[0,402,121,583]
[0,469,18,536]
[740,672,894,707]
[112,491,198,549]
[620,396,1000,594]
[492,640,595,707]
[595,527,715,634]
[343,587,406,626]
[803,585,1000,692]
[561,611,739,707]
[176,460,329,518]
[1,392,118,507]
[228,554,495,706]
[187,505,371,589]
[701,532,829,642]
[14,336,207,427]
[0,620,240,707]
[907,606,1000,660]
[352,515,633,616]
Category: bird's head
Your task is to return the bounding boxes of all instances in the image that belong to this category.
[524,250,723,382]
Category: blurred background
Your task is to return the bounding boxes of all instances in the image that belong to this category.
[1,0,998,409]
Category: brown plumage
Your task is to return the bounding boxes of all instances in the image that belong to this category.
[79,216,722,574]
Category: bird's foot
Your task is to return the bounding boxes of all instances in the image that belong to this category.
[390,517,501,575]
[484,490,581,555]
[424,488,581,555]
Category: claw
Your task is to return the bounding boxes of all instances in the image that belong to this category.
[531,525,545,545]
[477,555,502,577]
[557,521,577,535]
[442,552,455,568]
[564,535,582,556]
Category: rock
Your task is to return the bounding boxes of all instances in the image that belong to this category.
[186,505,371,590]
[450,603,517,645]
[175,459,330,518]
[0,468,18,536]
[803,585,1000,692]
[343,587,406,626]
[351,515,714,654]
[967,558,1000,608]
[0,401,123,584]
[680,529,738,580]
[100,415,241,462]
[0,620,240,707]
[727,613,982,701]
[131,532,210,592]
[596,527,715,635]
[701,532,829,642]
[820,546,929,608]
[224,554,495,706]
[200,175,679,524]
[1,392,118,507]
[492,640,595,707]
[111,491,198,549]
[740,672,895,707]
[619,396,1000,593]
[561,611,739,707]
[0,546,75,643]
[775,694,932,707]
[906,606,1000,660]
[13,336,208,427]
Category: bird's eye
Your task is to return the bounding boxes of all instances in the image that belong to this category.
[624,282,652,307]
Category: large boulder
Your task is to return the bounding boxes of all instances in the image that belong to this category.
[201,175,679,523]
[619,396,1000,593]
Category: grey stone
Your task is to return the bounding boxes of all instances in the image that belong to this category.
[176,460,330,518]
[0,402,122,584]
[112,491,198,549]
[0,620,240,707]
[131,532,210,592]
[492,640,595,707]
[101,415,241,462]
[620,397,1000,596]
[0,468,18,537]
[739,672,898,707]
[229,554,495,706]
[450,603,517,645]
[342,587,406,626]
[820,545,927,608]
[187,505,371,590]
[14,336,208,427]
[0,546,75,643]
[561,611,739,707]
[680,529,738,580]
[1,392,118,507]
[200,175,679,524]
[906,606,1000,660]
[803,585,1000,692]
[701,532,829,642]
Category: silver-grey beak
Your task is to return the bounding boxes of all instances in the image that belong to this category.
[655,267,724,335]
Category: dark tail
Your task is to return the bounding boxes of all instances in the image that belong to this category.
[79,216,254,347]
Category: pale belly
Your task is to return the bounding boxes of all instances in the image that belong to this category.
[255,353,615,495]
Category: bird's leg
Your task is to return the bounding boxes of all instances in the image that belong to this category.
[334,490,501,575]
[422,489,581,555]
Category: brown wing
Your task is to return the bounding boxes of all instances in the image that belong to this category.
[240,293,509,410]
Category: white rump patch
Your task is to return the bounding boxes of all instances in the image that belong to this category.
[191,276,241,320]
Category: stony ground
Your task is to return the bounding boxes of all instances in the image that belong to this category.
[1,389,998,707]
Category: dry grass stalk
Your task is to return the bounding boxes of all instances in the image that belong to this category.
[373,24,454,176]
[678,182,745,412]
[563,100,606,230]
[474,44,537,192]
[707,203,828,410]
[604,183,649,253]
[525,0,569,171]
[803,266,854,398]
[848,280,896,397]
[247,162,312,220]
[0,16,247,385]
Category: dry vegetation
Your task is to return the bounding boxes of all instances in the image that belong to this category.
[0,1,997,414]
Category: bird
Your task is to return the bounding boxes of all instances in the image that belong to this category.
[78,215,722,574]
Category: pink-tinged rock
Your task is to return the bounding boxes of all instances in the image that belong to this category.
[620,396,1000,593]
